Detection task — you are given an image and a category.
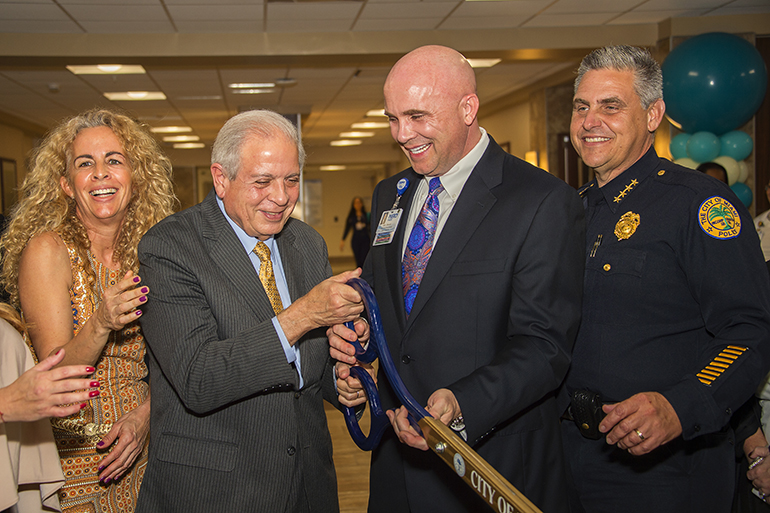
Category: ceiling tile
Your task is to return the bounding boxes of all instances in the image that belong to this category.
[359,2,455,18]
[451,0,545,17]
[354,17,447,30]
[265,18,355,32]
[0,3,68,19]
[606,10,693,24]
[439,14,531,29]
[62,4,169,21]
[167,4,263,21]
[0,19,81,32]
[266,2,362,21]
[523,12,619,27]
[544,0,641,14]
[78,20,175,32]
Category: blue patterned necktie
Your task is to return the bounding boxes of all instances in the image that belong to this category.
[402,177,444,317]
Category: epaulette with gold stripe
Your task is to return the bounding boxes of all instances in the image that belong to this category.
[578,182,594,198]
[697,345,748,386]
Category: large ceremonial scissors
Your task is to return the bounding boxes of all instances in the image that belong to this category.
[342,277,542,513]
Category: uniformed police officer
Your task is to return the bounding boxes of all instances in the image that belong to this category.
[560,45,770,513]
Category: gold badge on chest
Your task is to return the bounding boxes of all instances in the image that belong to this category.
[615,211,640,241]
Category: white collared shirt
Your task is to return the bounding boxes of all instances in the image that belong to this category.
[216,195,303,388]
[401,128,490,256]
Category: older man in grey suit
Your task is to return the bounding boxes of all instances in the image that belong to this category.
[136,110,363,512]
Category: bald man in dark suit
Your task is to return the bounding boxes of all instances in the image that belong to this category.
[330,45,585,513]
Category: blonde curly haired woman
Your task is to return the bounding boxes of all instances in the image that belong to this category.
[1,109,176,512]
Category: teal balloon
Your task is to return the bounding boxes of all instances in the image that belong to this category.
[670,133,690,159]
[686,131,721,162]
[720,130,754,161]
[663,32,768,135]
[730,181,753,208]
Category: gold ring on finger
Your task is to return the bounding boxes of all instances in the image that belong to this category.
[634,428,645,441]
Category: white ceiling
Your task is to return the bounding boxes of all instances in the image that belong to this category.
[0,0,767,166]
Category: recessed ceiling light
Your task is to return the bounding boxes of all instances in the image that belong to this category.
[231,89,274,95]
[229,83,275,89]
[351,122,389,129]
[366,109,387,117]
[330,140,362,147]
[150,126,192,134]
[467,58,502,68]
[104,91,166,101]
[67,65,146,75]
[339,131,375,138]
[163,135,200,142]
[177,95,222,101]
[275,78,297,87]
[173,143,205,149]
[320,165,346,171]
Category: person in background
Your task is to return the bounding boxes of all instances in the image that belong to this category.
[329,45,585,513]
[136,110,363,513]
[1,108,177,512]
[755,180,770,261]
[0,303,99,513]
[561,45,770,513]
[339,196,370,269]
[697,161,729,184]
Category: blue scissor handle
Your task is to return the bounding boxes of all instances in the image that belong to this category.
[341,278,430,451]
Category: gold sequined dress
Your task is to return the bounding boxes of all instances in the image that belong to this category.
[26,235,149,513]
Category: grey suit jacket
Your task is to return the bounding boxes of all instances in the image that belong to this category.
[364,138,585,513]
[135,189,339,513]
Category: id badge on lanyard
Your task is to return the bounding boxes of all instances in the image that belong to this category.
[373,178,410,247]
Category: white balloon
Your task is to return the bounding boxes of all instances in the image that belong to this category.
[713,155,739,186]
[737,160,749,183]
[674,157,700,170]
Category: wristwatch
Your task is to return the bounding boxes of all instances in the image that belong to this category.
[450,415,467,441]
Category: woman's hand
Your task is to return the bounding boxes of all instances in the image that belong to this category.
[0,348,98,423]
[96,394,150,484]
[94,271,148,333]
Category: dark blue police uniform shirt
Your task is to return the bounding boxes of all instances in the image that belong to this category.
[565,146,770,440]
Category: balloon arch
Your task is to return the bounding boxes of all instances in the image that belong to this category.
[662,32,768,208]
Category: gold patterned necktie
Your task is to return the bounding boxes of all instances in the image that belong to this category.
[253,241,284,314]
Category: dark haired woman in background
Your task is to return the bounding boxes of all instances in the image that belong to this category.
[340,196,370,269]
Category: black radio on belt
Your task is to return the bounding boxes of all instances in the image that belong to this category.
[570,389,607,440]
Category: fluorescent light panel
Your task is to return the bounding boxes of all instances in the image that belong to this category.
[351,122,389,129]
[163,135,200,142]
[366,109,387,117]
[104,91,166,101]
[330,140,362,147]
[320,165,346,171]
[231,89,274,95]
[150,126,192,134]
[174,143,205,149]
[339,131,375,138]
[67,64,146,75]
[229,82,275,89]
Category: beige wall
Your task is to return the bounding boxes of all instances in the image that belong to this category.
[303,167,380,260]
[479,102,531,160]
[0,123,37,189]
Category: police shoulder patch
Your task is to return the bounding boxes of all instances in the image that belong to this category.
[698,196,741,239]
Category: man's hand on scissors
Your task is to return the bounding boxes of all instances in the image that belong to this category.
[387,388,462,451]
[327,318,370,365]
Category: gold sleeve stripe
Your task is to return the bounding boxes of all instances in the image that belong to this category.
[698,346,749,386]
